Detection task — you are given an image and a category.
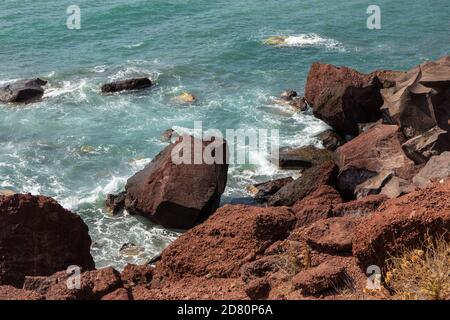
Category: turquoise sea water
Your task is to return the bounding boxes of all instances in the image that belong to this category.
[0,0,449,268]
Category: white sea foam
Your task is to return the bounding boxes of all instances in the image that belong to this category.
[43,79,89,101]
[269,33,344,51]
[124,42,144,49]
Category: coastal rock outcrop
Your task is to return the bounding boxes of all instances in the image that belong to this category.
[412,151,450,188]
[352,179,450,269]
[101,78,152,93]
[276,145,333,170]
[247,177,293,202]
[0,194,95,287]
[304,63,403,135]
[381,56,450,138]
[0,78,47,103]
[124,135,229,229]
[335,124,414,196]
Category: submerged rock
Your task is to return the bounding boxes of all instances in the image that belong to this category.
[0,194,94,287]
[174,92,197,104]
[101,78,152,93]
[263,36,287,46]
[0,78,47,103]
[124,135,229,229]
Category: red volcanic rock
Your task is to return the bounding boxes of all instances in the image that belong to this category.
[120,264,153,288]
[244,277,271,300]
[402,126,450,164]
[0,285,42,300]
[292,258,348,296]
[101,288,130,300]
[41,267,123,300]
[290,216,362,255]
[304,63,403,135]
[332,194,387,217]
[268,161,338,207]
[413,151,450,188]
[292,185,343,228]
[336,124,414,196]
[381,56,450,138]
[247,177,293,202]
[353,179,450,269]
[125,135,228,229]
[0,194,94,287]
[152,205,295,282]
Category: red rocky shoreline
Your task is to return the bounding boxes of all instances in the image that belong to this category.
[1,55,449,300]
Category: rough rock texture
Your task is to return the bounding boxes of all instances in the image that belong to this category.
[380,176,416,199]
[29,267,123,300]
[290,216,362,255]
[412,152,450,188]
[268,161,338,206]
[124,135,228,229]
[0,285,42,300]
[292,185,343,228]
[0,194,94,287]
[105,191,126,215]
[402,126,450,164]
[101,78,152,93]
[120,264,153,288]
[292,258,348,296]
[315,130,346,151]
[354,170,393,198]
[246,177,293,202]
[381,56,450,138]
[353,179,450,269]
[276,145,333,170]
[101,288,130,300]
[0,78,47,103]
[244,278,271,300]
[304,63,403,135]
[152,205,296,283]
[336,124,414,196]
[332,194,387,217]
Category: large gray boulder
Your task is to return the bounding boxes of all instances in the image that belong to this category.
[0,78,47,103]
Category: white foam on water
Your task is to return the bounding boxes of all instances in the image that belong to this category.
[43,79,89,101]
[124,42,144,49]
[267,33,345,51]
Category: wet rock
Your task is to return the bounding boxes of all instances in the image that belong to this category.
[0,78,47,103]
[402,126,450,164]
[315,130,346,151]
[246,177,293,202]
[263,36,287,46]
[175,92,197,104]
[353,179,450,269]
[280,90,298,101]
[119,243,145,257]
[336,124,414,197]
[105,191,126,215]
[292,185,343,228]
[0,194,94,287]
[268,161,338,206]
[101,78,152,93]
[124,135,229,229]
[276,145,334,170]
[292,258,348,296]
[412,151,450,188]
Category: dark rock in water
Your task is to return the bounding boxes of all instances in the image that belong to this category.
[412,151,450,188]
[381,55,450,138]
[0,78,47,103]
[402,126,450,165]
[336,124,414,197]
[119,243,144,257]
[280,90,298,101]
[161,129,177,142]
[246,177,293,202]
[101,78,152,93]
[268,160,338,207]
[275,145,334,170]
[304,62,404,136]
[290,96,308,111]
[315,130,346,151]
[105,191,126,215]
[0,194,95,287]
[124,135,229,229]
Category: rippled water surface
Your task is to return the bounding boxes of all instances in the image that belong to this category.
[0,0,449,268]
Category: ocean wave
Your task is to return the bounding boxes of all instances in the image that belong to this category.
[124,42,144,49]
[43,79,89,101]
[264,33,344,51]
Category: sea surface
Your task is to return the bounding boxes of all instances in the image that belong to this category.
[0,0,449,269]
